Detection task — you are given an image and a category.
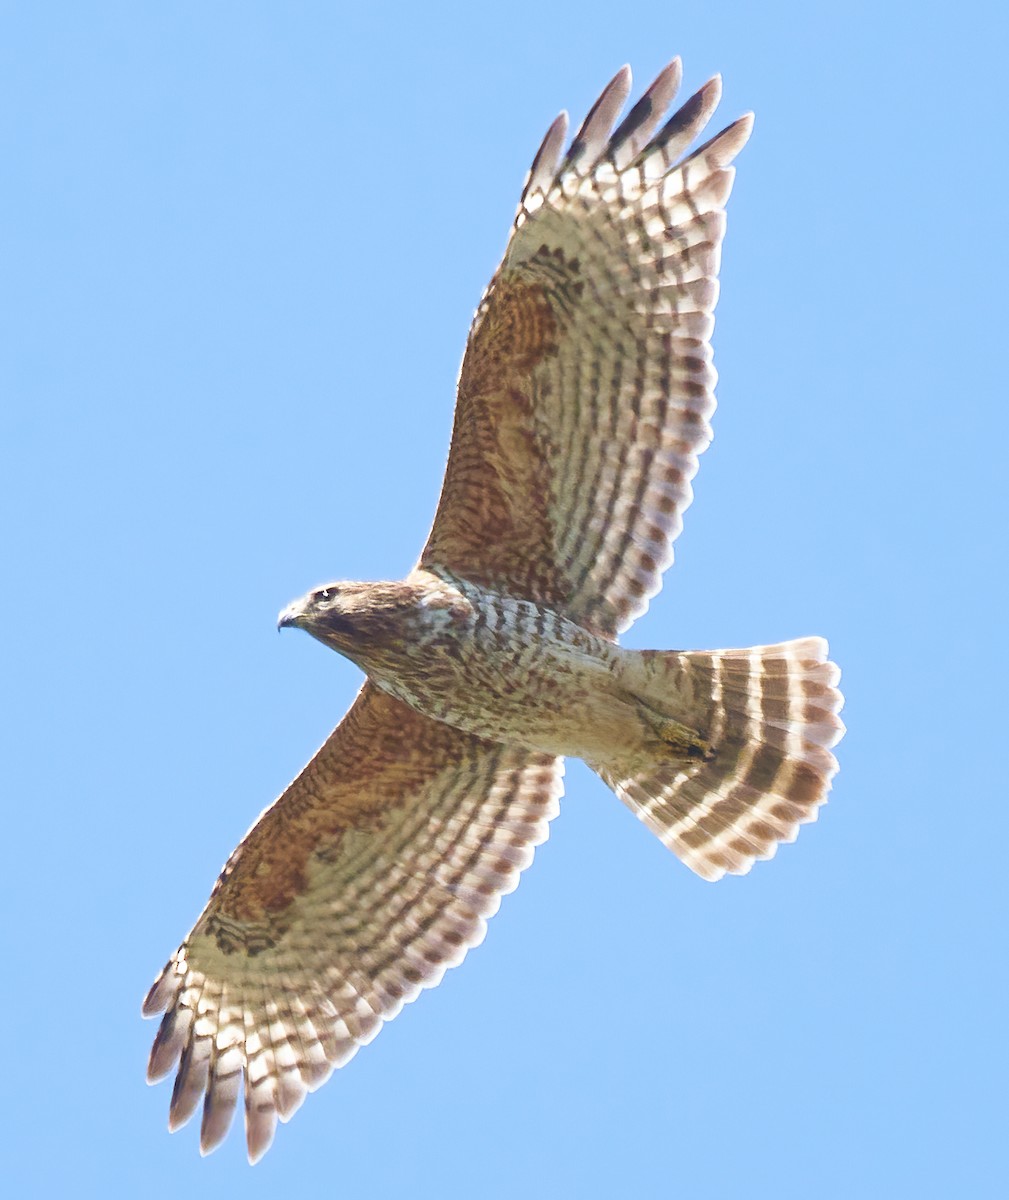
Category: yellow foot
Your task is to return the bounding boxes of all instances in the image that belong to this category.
[645,710,714,761]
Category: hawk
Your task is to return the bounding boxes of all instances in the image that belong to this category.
[145,60,844,1163]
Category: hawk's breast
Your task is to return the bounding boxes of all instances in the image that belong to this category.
[365,576,637,759]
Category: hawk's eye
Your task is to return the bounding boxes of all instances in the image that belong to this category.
[315,588,333,602]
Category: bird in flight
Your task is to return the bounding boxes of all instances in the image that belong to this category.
[145,59,844,1163]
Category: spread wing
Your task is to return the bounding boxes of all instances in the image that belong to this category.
[420,62,753,637]
[144,683,562,1162]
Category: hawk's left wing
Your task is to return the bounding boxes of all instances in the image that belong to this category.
[144,683,562,1161]
[420,62,752,637]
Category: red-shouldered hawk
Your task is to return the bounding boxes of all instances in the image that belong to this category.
[145,60,844,1163]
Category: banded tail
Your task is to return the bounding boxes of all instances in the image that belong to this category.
[595,638,844,880]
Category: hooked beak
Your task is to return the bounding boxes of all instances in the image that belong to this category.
[277,598,306,632]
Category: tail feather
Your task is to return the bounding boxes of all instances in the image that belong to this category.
[596,637,844,881]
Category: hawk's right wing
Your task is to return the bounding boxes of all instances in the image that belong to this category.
[421,62,753,638]
[144,683,562,1162]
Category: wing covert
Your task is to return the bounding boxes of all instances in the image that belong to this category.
[420,62,753,637]
[144,683,562,1162]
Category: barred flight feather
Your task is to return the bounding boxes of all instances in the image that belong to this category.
[421,62,754,638]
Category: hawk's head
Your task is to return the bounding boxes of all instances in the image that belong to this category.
[277,582,373,647]
[277,578,448,666]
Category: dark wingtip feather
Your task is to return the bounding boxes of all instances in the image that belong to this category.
[168,1035,211,1131]
[199,1065,242,1157]
[657,75,722,148]
[147,1008,189,1082]
[564,64,632,173]
[245,1098,278,1165]
[522,110,569,203]
[608,58,682,165]
[142,962,174,1017]
[678,111,754,176]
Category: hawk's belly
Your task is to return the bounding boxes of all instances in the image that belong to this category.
[364,587,642,761]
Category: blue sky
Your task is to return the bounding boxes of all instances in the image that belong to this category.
[2,2,1006,1196]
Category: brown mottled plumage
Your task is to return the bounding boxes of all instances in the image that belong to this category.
[145,61,844,1162]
